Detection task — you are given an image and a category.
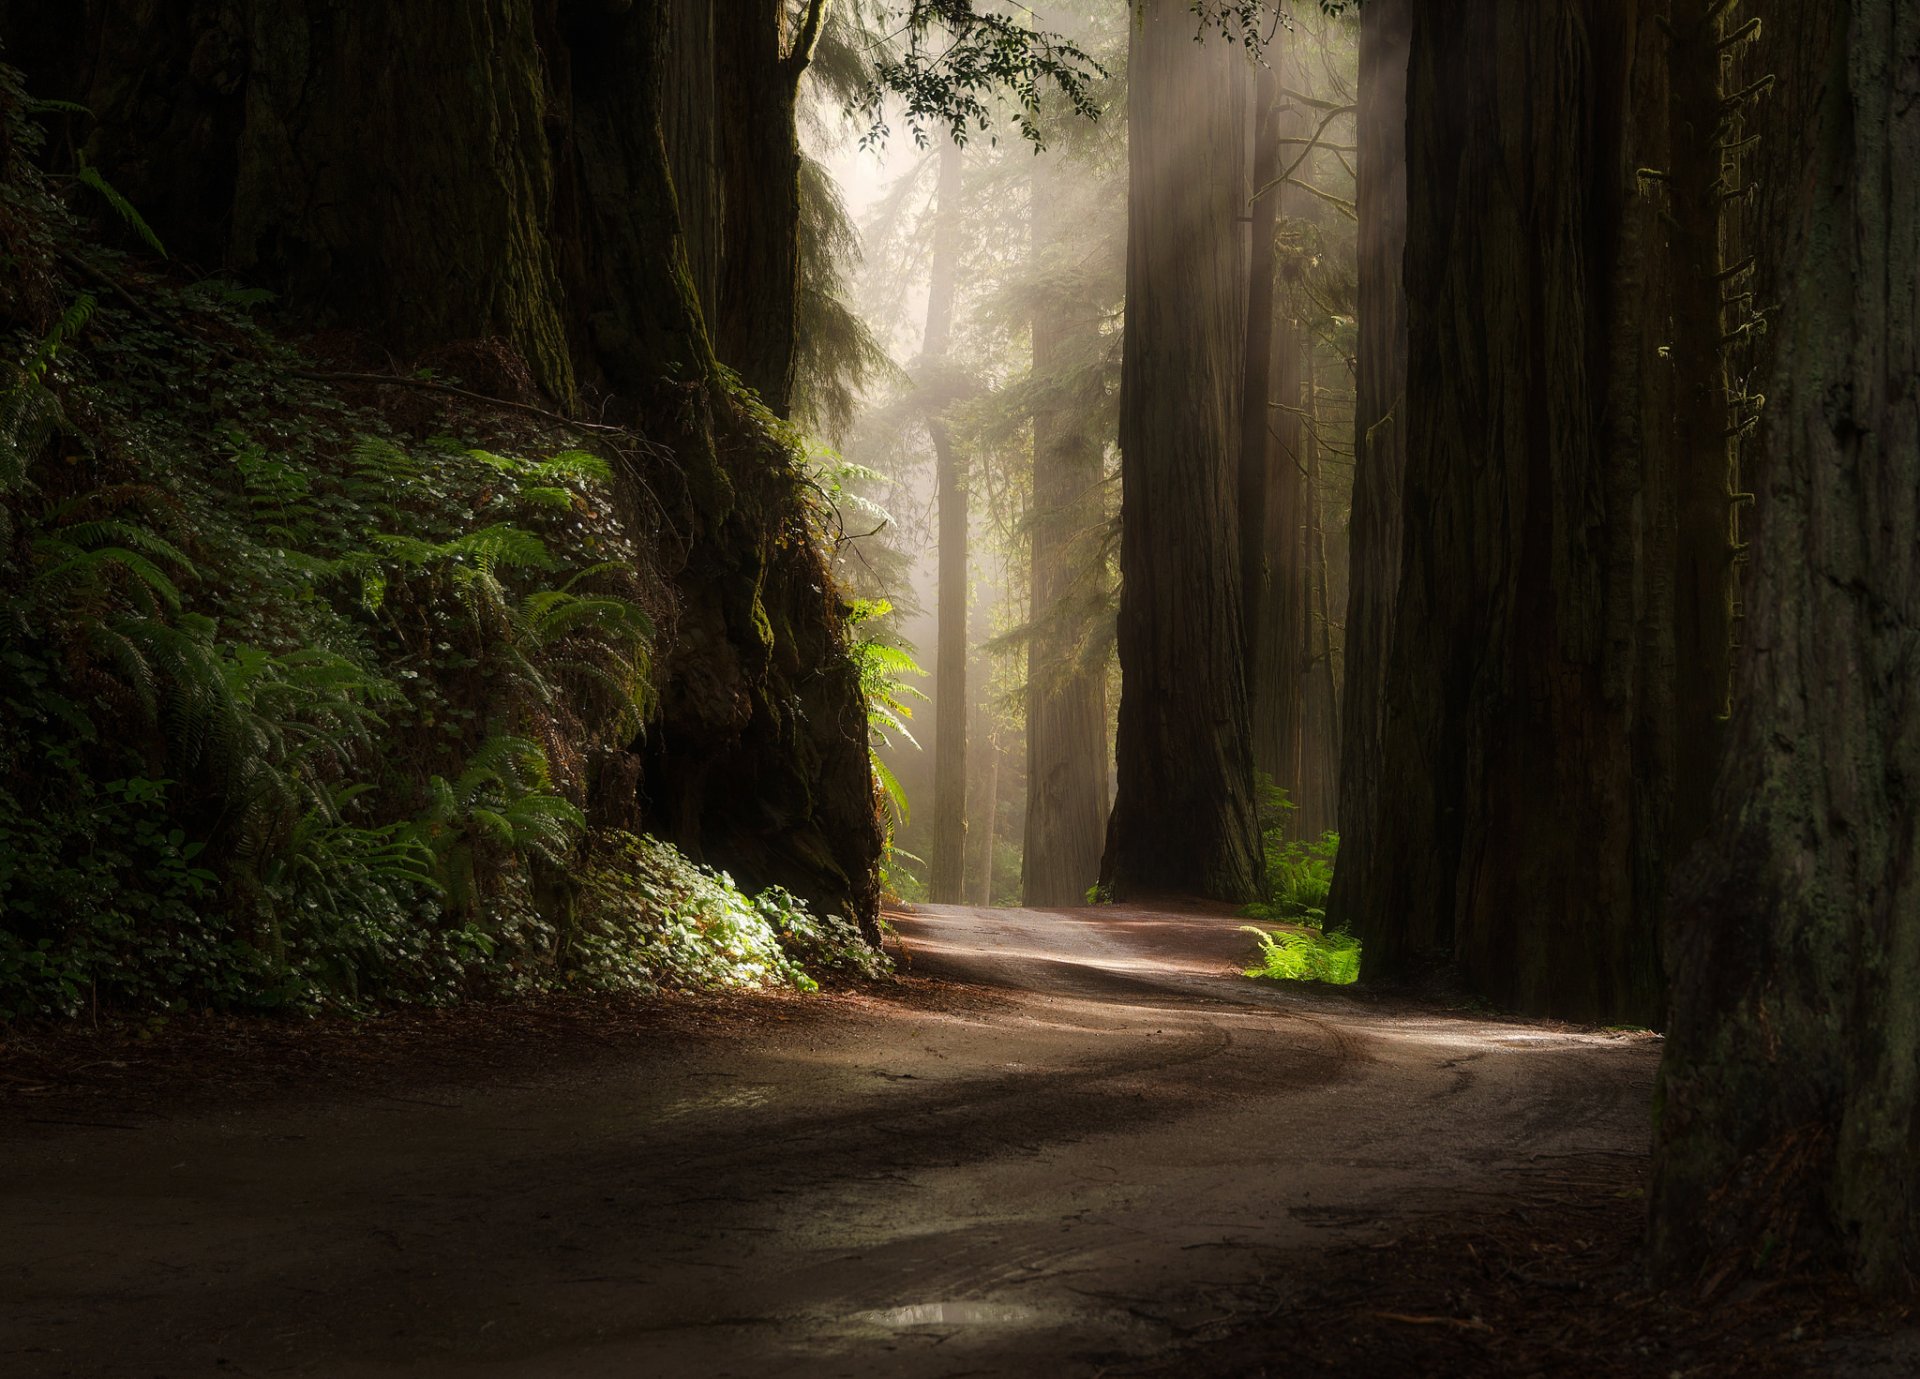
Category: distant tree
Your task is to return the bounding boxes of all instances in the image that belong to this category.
[1100,0,1264,903]
[1330,0,1677,1024]
[922,135,972,903]
[1023,139,1114,907]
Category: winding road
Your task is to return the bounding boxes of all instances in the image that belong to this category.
[1,904,1660,1377]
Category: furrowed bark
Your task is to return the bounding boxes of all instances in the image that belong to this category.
[1101,0,1262,903]
[1348,0,1670,1023]
[1654,0,1920,1294]
[714,0,802,415]
[1326,0,1409,932]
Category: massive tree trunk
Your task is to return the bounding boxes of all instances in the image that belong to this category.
[1022,153,1111,908]
[713,0,815,416]
[1339,1,1671,1023]
[1100,0,1262,903]
[1,0,883,933]
[1327,0,1409,916]
[664,0,721,318]
[924,136,971,904]
[1654,0,1920,1293]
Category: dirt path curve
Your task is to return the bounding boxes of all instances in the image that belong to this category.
[1,904,1659,1378]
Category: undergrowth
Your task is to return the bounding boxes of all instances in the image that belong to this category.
[0,69,885,1021]
[1241,925,1362,985]
[1240,775,1357,985]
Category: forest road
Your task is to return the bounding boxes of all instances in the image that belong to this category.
[1,903,1660,1378]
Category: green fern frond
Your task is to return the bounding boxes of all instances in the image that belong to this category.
[74,159,167,257]
[530,449,613,485]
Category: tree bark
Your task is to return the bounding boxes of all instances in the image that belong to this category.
[1340,0,1671,1023]
[971,741,998,907]
[1665,0,1737,843]
[1327,0,1409,919]
[1240,61,1282,666]
[925,135,970,904]
[664,0,721,318]
[1653,0,1920,1294]
[1022,151,1111,908]
[1100,0,1262,903]
[1246,65,1310,820]
[1297,341,1341,838]
[713,0,803,415]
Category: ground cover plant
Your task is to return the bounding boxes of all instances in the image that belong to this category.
[0,71,884,1021]
[1237,778,1355,985]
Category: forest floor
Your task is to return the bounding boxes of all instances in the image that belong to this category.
[2,904,1913,1378]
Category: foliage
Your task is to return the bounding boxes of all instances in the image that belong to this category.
[1241,924,1361,985]
[575,833,887,993]
[1241,776,1340,925]
[793,153,901,441]
[847,596,927,826]
[1238,778,1354,984]
[859,1,1108,147]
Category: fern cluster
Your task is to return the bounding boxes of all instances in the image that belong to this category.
[0,67,888,1020]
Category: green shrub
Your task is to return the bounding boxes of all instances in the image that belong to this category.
[1242,775,1339,925]
[1241,924,1361,986]
[573,832,888,993]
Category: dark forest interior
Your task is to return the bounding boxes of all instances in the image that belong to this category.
[1,2,1917,1375]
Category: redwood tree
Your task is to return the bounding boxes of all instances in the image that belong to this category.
[1100,0,1262,903]
[1242,58,1310,816]
[924,135,971,904]
[1324,0,1405,931]
[1654,0,1920,1292]
[1022,147,1111,908]
[1332,0,1674,1023]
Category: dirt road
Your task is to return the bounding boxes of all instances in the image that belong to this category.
[1,904,1661,1377]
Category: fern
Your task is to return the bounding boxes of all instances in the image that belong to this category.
[1,294,95,499]
[847,599,927,832]
[73,157,167,257]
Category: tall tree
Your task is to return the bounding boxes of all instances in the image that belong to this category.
[1022,148,1112,908]
[923,135,971,903]
[1242,60,1309,814]
[1653,0,1920,1293]
[713,0,829,416]
[1239,60,1285,673]
[1100,0,1262,903]
[0,1,884,930]
[1332,1,1674,1023]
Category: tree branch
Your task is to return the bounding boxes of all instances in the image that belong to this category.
[785,0,830,83]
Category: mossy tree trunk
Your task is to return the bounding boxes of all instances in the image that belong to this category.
[1335,0,1673,1023]
[3,0,883,933]
[713,0,824,417]
[1100,0,1262,904]
[1653,0,1920,1293]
